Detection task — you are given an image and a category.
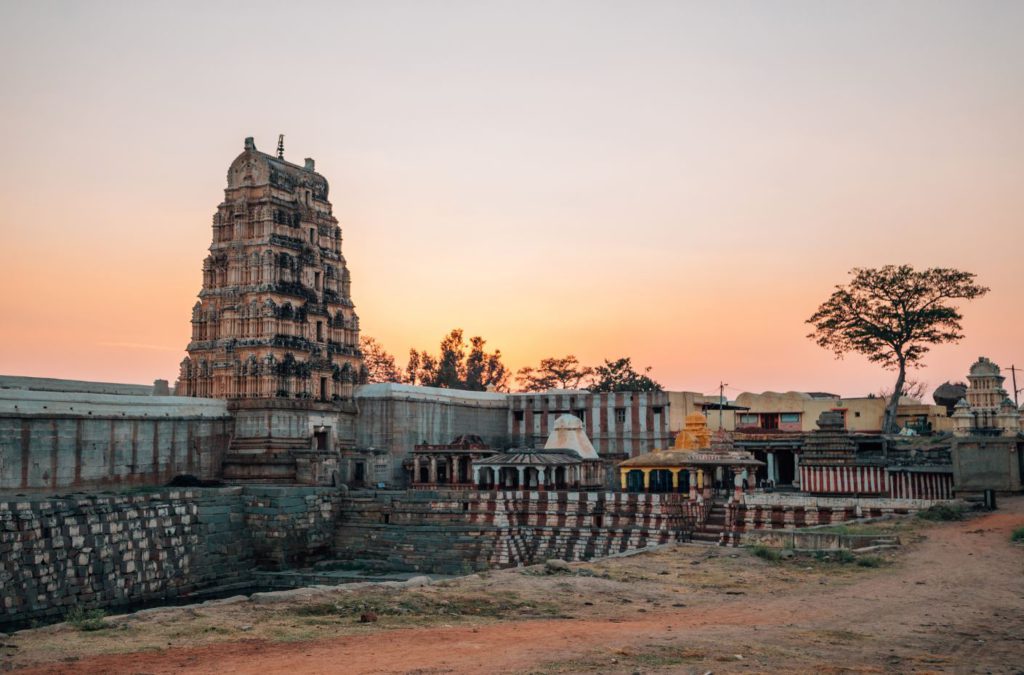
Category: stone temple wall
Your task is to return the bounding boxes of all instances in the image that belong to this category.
[335,489,698,575]
[0,486,339,631]
[0,388,232,491]
[353,384,510,484]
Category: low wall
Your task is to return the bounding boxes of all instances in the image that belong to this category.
[335,489,698,575]
[0,486,339,630]
[741,530,898,551]
[730,493,955,531]
[0,388,231,491]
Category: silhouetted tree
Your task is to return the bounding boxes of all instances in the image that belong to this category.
[807,265,988,433]
[408,329,509,391]
[588,357,662,392]
[516,355,594,391]
[359,336,403,383]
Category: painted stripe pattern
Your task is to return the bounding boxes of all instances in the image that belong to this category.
[800,465,954,500]
[799,465,887,494]
[887,471,954,500]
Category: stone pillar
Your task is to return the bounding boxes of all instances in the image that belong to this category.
[793,453,801,487]
[641,468,651,492]
[747,468,757,491]
[472,465,481,487]
[701,468,712,500]
[413,456,421,485]
[671,469,680,492]
[619,468,629,491]
[517,466,525,490]
[429,456,437,484]
[688,469,698,500]
[449,456,457,484]
[537,467,546,491]
[766,452,776,485]
[732,467,745,503]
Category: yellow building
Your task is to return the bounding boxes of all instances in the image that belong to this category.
[618,413,762,500]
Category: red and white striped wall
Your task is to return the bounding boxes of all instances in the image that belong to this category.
[799,465,887,494]
[800,465,954,500]
[887,471,954,500]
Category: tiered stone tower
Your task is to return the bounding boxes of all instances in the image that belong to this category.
[801,410,858,466]
[177,137,364,484]
[178,136,364,400]
[952,357,1022,437]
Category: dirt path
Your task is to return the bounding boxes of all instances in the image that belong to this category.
[10,498,1024,674]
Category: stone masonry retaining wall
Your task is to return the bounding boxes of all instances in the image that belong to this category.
[241,486,342,570]
[335,489,699,575]
[0,486,339,630]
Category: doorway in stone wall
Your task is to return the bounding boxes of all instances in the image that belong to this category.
[315,429,329,451]
[776,450,796,485]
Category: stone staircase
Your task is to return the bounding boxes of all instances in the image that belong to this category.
[690,500,727,545]
[222,436,308,483]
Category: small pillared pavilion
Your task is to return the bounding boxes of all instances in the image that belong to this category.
[618,413,763,501]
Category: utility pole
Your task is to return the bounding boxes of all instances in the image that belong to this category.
[718,381,727,430]
[1010,365,1022,408]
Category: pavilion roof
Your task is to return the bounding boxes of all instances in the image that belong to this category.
[618,448,764,469]
[472,448,586,467]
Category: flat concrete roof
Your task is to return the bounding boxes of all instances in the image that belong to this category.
[0,375,154,397]
[354,383,509,407]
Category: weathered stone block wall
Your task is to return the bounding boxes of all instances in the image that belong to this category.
[334,489,697,575]
[0,486,343,630]
[0,488,252,630]
[241,486,342,569]
[335,492,499,574]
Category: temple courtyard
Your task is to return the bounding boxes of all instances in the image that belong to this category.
[4,497,1023,674]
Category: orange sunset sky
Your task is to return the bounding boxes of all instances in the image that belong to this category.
[1,1,1022,400]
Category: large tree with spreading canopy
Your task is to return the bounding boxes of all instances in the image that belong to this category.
[806,265,988,433]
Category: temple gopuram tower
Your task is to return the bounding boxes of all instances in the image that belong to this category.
[178,136,364,484]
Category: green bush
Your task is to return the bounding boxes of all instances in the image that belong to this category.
[812,549,858,564]
[1011,526,1024,543]
[916,503,966,522]
[749,545,782,562]
[65,606,106,631]
[856,556,884,568]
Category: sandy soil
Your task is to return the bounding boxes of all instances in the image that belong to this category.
[4,497,1023,675]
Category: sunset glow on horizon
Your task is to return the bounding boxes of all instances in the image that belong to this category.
[1,1,1022,399]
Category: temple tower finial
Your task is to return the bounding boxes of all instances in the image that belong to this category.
[277,134,285,159]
